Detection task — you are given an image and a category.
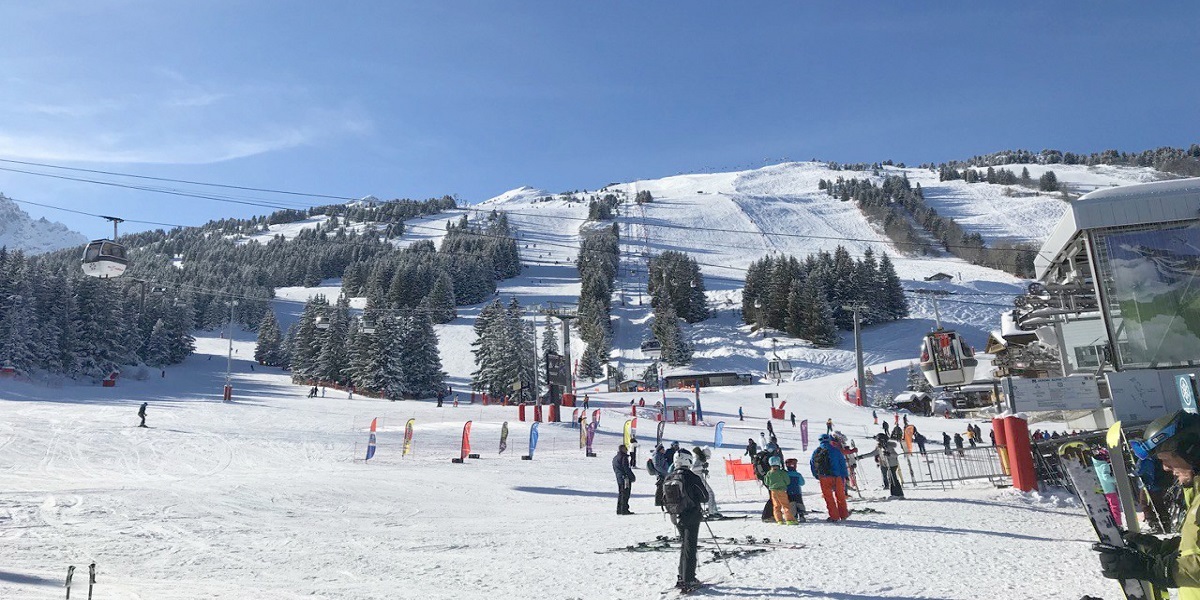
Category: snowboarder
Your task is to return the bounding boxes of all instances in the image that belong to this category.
[137,402,148,428]
[745,438,758,460]
[1093,410,1200,597]
[613,444,636,515]
[811,434,850,520]
[663,451,709,592]
[738,406,744,421]
[763,456,796,524]
[784,458,807,522]
[790,412,796,427]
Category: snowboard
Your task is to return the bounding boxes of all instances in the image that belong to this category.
[1058,441,1154,600]
[1104,425,1170,600]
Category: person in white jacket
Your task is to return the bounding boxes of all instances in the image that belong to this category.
[858,433,904,498]
[691,446,721,518]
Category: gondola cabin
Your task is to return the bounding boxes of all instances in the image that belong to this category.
[919,330,977,387]
[80,239,128,278]
[766,358,793,382]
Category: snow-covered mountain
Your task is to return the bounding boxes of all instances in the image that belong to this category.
[0,193,87,255]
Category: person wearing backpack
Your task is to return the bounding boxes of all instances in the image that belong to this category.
[613,444,636,515]
[763,456,796,524]
[652,445,670,509]
[810,434,850,521]
[663,450,709,591]
[756,443,782,521]
[784,458,807,523]
[859,433,904,498]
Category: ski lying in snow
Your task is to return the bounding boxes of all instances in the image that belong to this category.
[704,514,750,521]
[1058,441,1154,600]
[706,548,767,563]
[661,581,713,597]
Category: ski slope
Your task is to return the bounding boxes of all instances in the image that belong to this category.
[0,331,1120,600]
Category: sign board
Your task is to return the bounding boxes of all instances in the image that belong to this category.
[1177,374,1198,414]
[765,393,779,399]
[1004,375,1102,413]
[545,353,569,387]
[1106,370,1172,424]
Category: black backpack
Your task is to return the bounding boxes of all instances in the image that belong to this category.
[812,446,832,477]
[662,470,696,516]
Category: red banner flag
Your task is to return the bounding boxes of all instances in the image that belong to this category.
[461,421,472,461]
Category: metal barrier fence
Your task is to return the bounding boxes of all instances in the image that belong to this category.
[883,445,1011,490]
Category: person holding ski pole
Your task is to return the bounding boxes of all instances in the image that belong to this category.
[137,402,148,428]
[663,451,708,592]
[1093,410,1200,598]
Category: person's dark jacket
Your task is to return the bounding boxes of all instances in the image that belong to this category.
[613,449,636,485]
[672,468,710,518]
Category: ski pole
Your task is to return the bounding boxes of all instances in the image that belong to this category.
[87,563,95,600]
[702,519,735,576]
[65,565,74,599]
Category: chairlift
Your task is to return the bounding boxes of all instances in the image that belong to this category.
[361,318,376,335]
[767,357,793,381]
[640,339,661,359]
[919,330,977,387]
[315,315,330,330]
[81,216,128,278]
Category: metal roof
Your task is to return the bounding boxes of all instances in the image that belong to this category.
[1035,177,1200,279]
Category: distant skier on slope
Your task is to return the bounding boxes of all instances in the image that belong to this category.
[1093,410,1200,598]
[137,402,148,428]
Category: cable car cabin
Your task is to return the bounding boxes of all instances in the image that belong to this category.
[314,315,330,330]
[766,358,793,381]
[919,331,978,387]
[80,239,128,278]
[640,339,661,359]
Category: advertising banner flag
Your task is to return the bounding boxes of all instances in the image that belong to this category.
[714,421,725,448]
[529,422,540,459]
[403,418,415,457]
[500,421,509,454]
[656,421,665,446]
[365,417,378,461]
[580,418,586,449]
[591,409,601,424]
[801,420,809,451]
[460,421,473,462]
[623,420,632,446]
[586,422,598,454]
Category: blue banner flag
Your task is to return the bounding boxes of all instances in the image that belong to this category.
[529,422,540,459]
[714,421,725,448]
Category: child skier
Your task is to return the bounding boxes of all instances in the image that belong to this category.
[784,458,807,522]
[763,456,796,525]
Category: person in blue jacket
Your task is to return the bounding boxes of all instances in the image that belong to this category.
[811,434,850,521]
[612,444,636,515]
[784,458,807,522]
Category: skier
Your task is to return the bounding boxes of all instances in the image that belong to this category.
[843,441,860,490]
[859,433,904,498]
[665,441,681,465]
[691,446,720,517]
[738,406,744,421]
[652,445,670,508]
[137,402,148,428]
[321,386,326,397]
[662,451,709,592]
[873,409,878,424]
[902,414,908,428]
[942,431,952,455]
[767,420,775,439]
[613,444,636,515]
[894,413,900,426]
[790,412,796,427]
[760,431,768,449]
[1092,448,1122,527]
[755,443,780,521]
[966,427,977,448]
[954,433,965,456]
[628,435,639,466]
[913,430,928,456]
[436,396,443,408]
[811,434,850,520]
[826,418,833,434]
[882,421,891,437]
[763,456,796,524]
[1093,410,1200,597]
[745,438,758,460]
[784,458,807,522]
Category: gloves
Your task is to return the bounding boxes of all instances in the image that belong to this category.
[1122,531,1178,556]
[1093,543,1175,588]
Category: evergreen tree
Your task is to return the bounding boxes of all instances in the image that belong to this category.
[907,363,932,392]
[424,272,457,324]
[799,277,839,347]
[314,295,351,384]
[577,341,605,382]
[1039,170,1059,192]
[142,319,173,368]
[541,319,559,357]
[254,309,285,366]
[399,310,445,397]
[877,252,909,320]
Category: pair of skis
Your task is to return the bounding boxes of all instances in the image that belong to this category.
[1058,423,1166,600]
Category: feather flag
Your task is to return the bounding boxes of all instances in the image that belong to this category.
[529,422,540,459]
[500,421,509,454]
[402,418,415,457]
[800,420,809,451]
[585,422,598,454]
[365,417,378,461]
[460,421,472,462]
[623,419,632,446]
[656,421,665,446]
[714,421,725,448]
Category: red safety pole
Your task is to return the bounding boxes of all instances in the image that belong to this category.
[1003,416,1037,492]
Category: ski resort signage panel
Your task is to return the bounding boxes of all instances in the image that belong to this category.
[1177,374,1198,414]
[1004,375,1101,412]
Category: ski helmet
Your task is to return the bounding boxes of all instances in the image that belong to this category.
[784,458,798,468]
[674,449,694,469]
[1137,410,1200,465]
[768,456,782,467]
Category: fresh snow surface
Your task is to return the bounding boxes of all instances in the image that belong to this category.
[0,331,1118,599]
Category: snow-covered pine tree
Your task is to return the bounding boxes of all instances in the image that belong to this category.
[255,309,284,366]
[0,285,39,375]
[143,319,173,368]
[878,252,909,320]
[907,363,932,392]
[400,310,445,398]
[424,272,457,324]
[541,318,559,357]
[799,277,839,347]
[289,295,328,383]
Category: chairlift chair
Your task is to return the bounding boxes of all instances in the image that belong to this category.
[315,315,331,330]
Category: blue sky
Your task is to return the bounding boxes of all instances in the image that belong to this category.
[1,1,1197,235]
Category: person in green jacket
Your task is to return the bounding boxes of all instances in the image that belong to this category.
[763,456,796,525]
[1096,410,1200,600]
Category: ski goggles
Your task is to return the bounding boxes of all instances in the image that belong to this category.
[1131,416,1183,460]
